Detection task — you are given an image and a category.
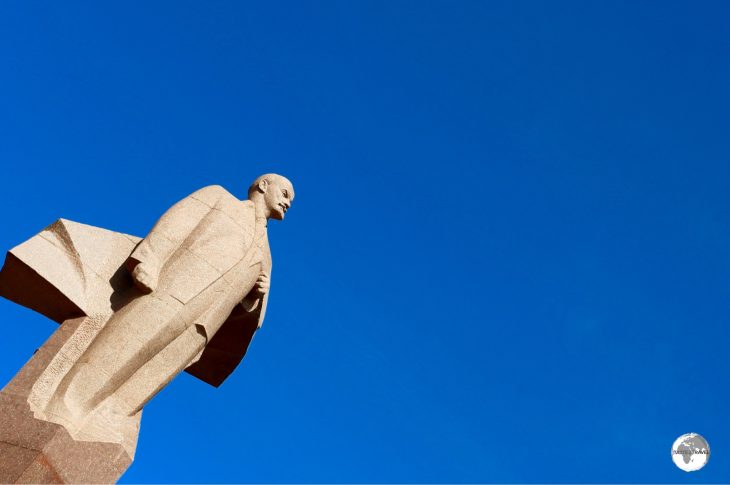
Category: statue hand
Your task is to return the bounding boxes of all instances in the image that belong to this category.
[254,272,270,296]
[132,262,158,294]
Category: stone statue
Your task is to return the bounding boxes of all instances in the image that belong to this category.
[0,174,294,483]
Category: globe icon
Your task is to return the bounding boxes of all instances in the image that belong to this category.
[671,433,710,472]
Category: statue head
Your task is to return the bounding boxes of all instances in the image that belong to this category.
[248,173,295,220]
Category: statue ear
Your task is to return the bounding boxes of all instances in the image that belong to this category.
[257,179,269,193]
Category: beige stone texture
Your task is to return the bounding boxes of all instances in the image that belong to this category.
[0,174,294,483]
[0,355,132,483]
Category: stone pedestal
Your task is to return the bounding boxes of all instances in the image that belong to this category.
[0,394,131,483]
[0,317,134,484]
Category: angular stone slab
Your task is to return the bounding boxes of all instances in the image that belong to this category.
[0,315,135,483]
[0,394,131,483]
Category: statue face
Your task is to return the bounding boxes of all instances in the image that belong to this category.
[263,177,294,220]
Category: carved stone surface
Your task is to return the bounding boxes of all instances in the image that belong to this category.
[0,317,132,483]
[0,174,294,483]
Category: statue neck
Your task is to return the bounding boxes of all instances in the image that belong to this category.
[250,197,270,222]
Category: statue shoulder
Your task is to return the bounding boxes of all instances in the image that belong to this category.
[189,185,236,207]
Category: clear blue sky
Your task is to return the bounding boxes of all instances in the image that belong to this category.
[0,1,728,483]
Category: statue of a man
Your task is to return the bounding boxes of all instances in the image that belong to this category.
[14,173,294,442]
[0,173,295,481]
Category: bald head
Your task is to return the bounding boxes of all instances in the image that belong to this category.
[248,173,295,220]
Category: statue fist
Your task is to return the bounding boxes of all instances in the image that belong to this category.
[132,262,158,294]
[254,272,270,296]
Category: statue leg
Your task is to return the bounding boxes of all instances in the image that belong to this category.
[47,294,188,421]
[113,324,208,416]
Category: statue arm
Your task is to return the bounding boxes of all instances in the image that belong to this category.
[242,291,269,329]
[125,185,227,292]
[240,271,270,329]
